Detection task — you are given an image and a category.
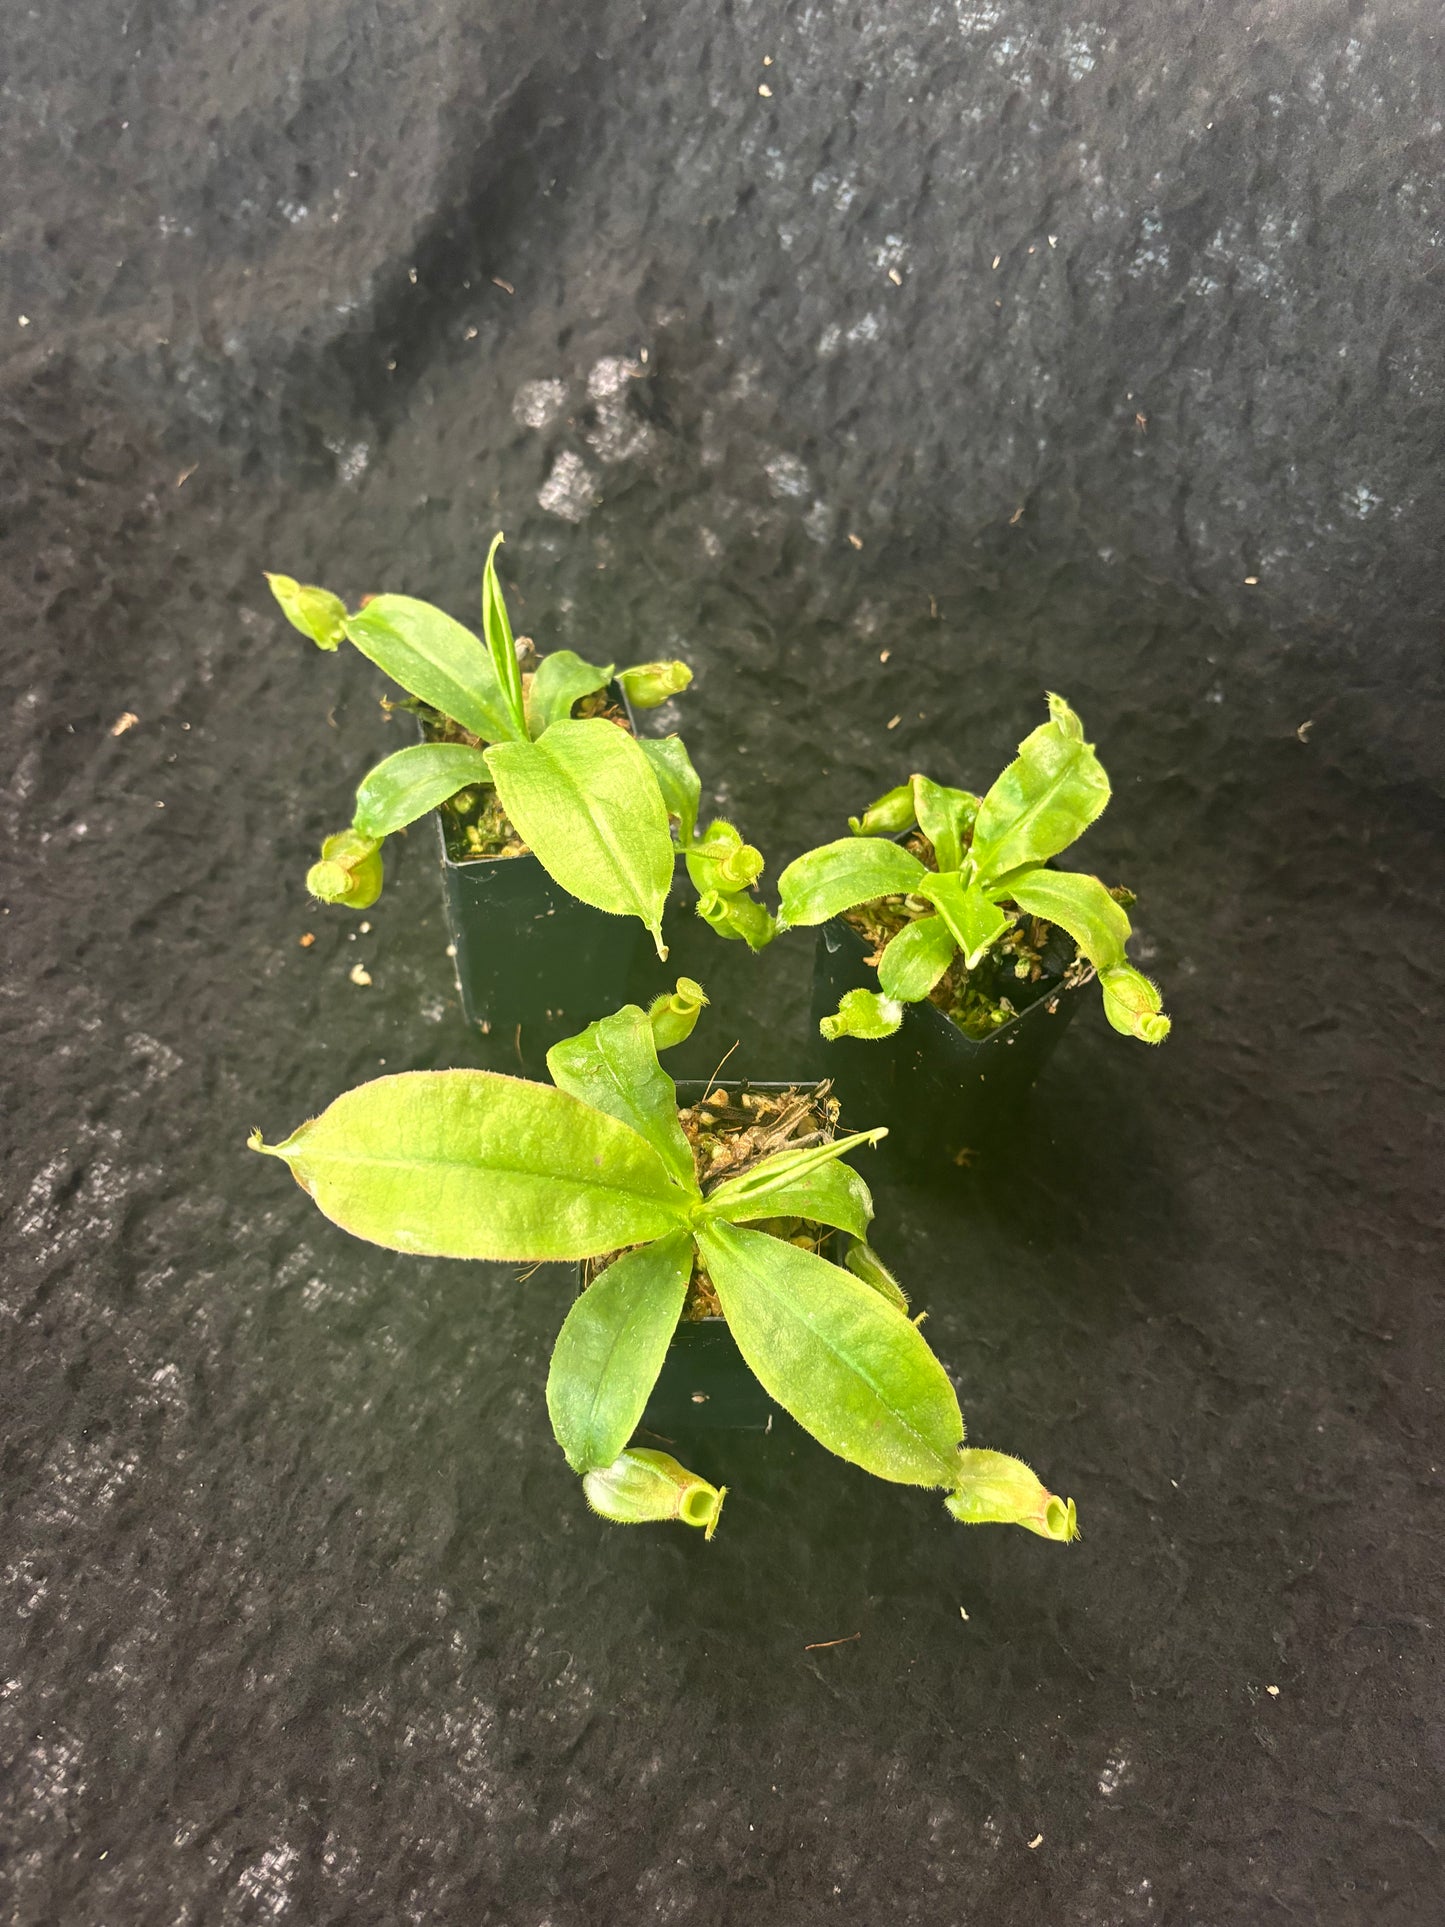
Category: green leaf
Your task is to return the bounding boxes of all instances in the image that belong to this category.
[944,1448,1079,1541]
[1100,964,1172,1044]
[845,1240,910,1313]
[249,1071,691,1261]
[910,774,978,874]
[969,693,1111,884]
[703,1153,875,1241]
[481,533,528,740]
[920,872,1012,969]
[819,988,904,1041]
[876,914,957,1002]
[582,1448,726,1536]
[546,1232,693,1472]
[527,649,614,737]
[696,1222,965,1487]
[698,1130,884,1227]
[344,596,520,743]
[1001,864,1131,970]
[636,735,702,846]
[1001,868,1170,1044]
[484,720,675,955]
[546,1004,698,1190]
[848,782,916,837]
[266,574,347,649]
[776,837,927,929]
[351,743,494,839]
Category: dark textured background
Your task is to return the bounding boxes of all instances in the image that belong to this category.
[2,3,1442,1921]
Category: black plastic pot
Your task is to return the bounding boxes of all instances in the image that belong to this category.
[810,913,1085,1170]
[575,1079,837,1436]
[434,823,645,1074]
[424,692,652,1075]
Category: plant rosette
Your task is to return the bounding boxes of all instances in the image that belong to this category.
[267,534,776,960]
[777,694,1172,1049]
[250,979,1078,1546]
[585,1078,846,1432]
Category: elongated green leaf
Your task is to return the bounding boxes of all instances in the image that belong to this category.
[776,837,927,929]
[969,694,1111,884]
[910,774,977,874]
[344,597,520,743]
[705,1154,875,1241]
[698,1130,884,1225]
[1001,865,1129,968]
[352,743,494,839]
[921,871,1013,969]
[877,914,957,1002]
[546,1232,693,1472]
[527,649,614,737]
[697,1222,965,1487]
[484,719,675,955]
[546,1004,698,1191]
[636,735,701,846]
[819,988,904,1041]
[249,1071,691,1260]
[481,533,527,740]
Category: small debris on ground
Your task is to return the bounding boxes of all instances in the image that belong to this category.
[886,714,901,730]
[847,532,863,550]
[991,254,1001,269]
[491,276,515,295]
[1028,1833,1044,1850]
[887,267,903,285]
[1244,575,1259,585]
[758,82,773,97]
[803,1632,861,1652]
[959,1606,970,1621]
[879,648,891,663]
[175,463,198,487]
[110,711,139,737]
[358,921,372,934]
[1008,504,1025,526]
[349,963,372,986]
[1266,1684,1280,1697]
[1297,720,1314,743]
[299,932,316,949]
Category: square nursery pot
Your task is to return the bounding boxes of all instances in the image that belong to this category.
[575,1079,838,1437]
[424,689,654,1075]
[810,912,1086,1171]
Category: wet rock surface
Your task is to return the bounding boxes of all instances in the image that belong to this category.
[2,3,1441,1922]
